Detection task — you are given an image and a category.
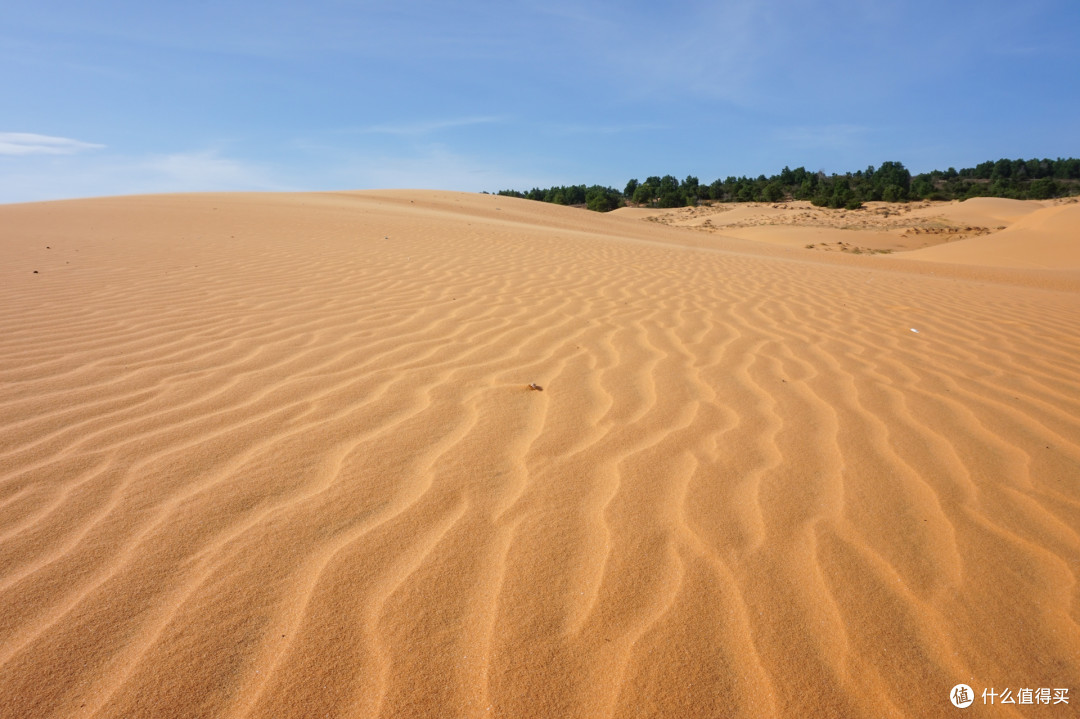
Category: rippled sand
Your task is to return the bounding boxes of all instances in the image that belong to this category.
[1,191,1078,718]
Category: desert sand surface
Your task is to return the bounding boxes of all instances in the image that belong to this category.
[1,190,1078,718]
[906,201,1080,270]
[635,197,1080,263]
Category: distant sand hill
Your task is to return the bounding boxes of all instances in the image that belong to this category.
[1,191,1078,718]
[627,196,1080,267]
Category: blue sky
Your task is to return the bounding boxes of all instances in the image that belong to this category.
[2,0,1078,203]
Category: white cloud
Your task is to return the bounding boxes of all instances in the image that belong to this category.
[353,116,506,136]
[133,150,284,191]
[0,148,289,204]
[0,140,553,204]
[0,132,105,156]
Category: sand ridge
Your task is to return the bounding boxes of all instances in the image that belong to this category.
[634,197,1080,262]
[1,191,1078,718]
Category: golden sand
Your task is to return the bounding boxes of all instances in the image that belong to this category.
[1,191,1078,718]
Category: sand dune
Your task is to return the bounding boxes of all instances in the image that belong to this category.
[903,196,1046,227]
[907,201,1080,269]
[1,191,1078,718]
[634,197,1080,262]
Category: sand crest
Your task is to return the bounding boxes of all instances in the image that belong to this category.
[907,201,1080,269]
[1,191,1078,718]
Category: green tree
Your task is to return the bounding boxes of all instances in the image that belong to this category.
[585,185,624,212]
[491,157,1080,212]
[871,161,910,200]
[761,181,784,202]
[632,184,655,205]
[682,175,700,205]
[657,175,683,207]
[1028,178,1058,199]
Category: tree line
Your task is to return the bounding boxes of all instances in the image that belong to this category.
[494,158,1080,211]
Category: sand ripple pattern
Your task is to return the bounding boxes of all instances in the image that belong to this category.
[1,192,1078,718]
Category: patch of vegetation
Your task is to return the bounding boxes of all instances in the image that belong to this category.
[494,184,625,212]
[806,241,894,255]
[495,158,1080,212]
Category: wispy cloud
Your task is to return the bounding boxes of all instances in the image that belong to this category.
[577,0,778,105]
[545,122,670,136]
[352,116,506,136]
[133,150,285,191]
[324,144,560,193]
[0,132,104,156]
[773,124,870,150]
[0,148,289,204]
